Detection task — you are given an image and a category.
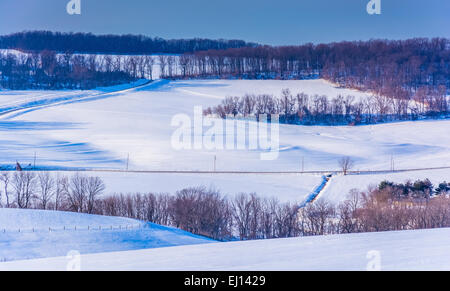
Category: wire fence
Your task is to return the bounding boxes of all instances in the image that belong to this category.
[0,223,144,234]
[1,165,449,175]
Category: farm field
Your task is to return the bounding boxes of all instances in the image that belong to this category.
[0,80,450,202]
[0,78,448,205]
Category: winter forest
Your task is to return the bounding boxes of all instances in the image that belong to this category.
[0,32,448,100]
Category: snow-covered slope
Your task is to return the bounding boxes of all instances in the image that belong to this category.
[2,227,450,271]
[2,79,448,172]
[0,79,149,117]
[0,209,213,262]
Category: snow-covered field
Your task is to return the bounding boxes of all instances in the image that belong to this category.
[0,73,449,269]
[2,227,450,271]
[0,208,212,262]
[0,79,381,172]
[0,78,448,204]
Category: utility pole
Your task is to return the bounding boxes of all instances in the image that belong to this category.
[33,152,36,170]
[126,153,129,171]
[391,154,395,172]
[214,155,217,172]
[301,157,304,173]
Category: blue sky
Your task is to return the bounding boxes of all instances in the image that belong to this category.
[0,0,448,45]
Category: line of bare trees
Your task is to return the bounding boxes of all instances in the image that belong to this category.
[0,172,104,214]
[171,38,449,99]
[0,31,256,55]
[1,172,449,241]
[86,179,450,240]
[339,180,450,233]
[0,50,155,89]
[204,88,449,125]
[96,189,331,240]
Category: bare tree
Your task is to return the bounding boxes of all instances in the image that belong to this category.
[299,200,335,236]
[273,201,299,238]
[55,175,69,211]
[143,56,155,80]
[86,176,105,214]
[337,189,361,233]
[0,172,10,207]
[339,156,354,175]
[158,55,168,78]
[231,193,263,240]
[167,56,176,77]
[37,172,55,210]
[12,172,37,209]
[232,193,253,240]
[67,174,87,212]
[179,55,190,78]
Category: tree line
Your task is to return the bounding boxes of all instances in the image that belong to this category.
[2,36,448,97]
[0,171,449,241]
[0,31,256,55]
[0,50,156,89]
[171,38,449,102]
[204,88,449,125]
[338,180,450,233]
[0,172,105,213]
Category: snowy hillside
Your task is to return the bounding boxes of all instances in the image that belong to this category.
[3,79,448,172]
[2,227,450,271]
[0,208,213,262]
